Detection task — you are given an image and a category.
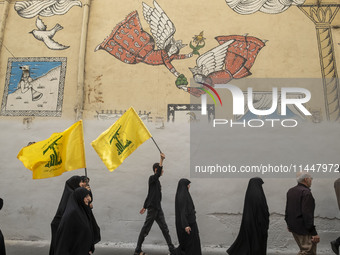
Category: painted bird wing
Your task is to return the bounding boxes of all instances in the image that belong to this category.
[43,37,69,50]
[196,39,234,76]
[36,16,47,31]
[142,0,176,50]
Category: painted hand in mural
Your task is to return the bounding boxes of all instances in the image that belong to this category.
[30,17,69,50]
[189,35,266,96]
[95,1,192,86]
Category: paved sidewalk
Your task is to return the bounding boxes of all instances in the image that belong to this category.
[3,240,313,255]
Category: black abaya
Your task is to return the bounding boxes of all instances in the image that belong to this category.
[175,179,202,255]
[0,198,5,255]
[55,187,100,255]
[227,177,269,255]
[49,175,82,255]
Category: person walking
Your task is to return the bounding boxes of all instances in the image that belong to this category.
[134,153,175,255]
[174,178,202,255]
[227,177,269,255]
[54,187,100,255]
[285,172,320,255]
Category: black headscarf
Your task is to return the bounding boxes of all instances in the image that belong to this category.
[49,175,81,255]
[55,187,100,255]
[54,176,82,220]
[227,177,269,255]
[175,179,202,255]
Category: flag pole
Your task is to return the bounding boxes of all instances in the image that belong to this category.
[85,168,87,177]
[151,137,162,153]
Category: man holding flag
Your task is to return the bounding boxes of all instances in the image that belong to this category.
[134,152,176,255]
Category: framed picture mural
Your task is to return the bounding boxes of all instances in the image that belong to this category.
[1,57,67,117]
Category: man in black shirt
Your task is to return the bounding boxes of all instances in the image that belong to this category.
[134,153,175,255]
[285,172,320,255]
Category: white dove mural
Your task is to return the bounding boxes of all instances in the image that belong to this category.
[14,0,82,19]
[30,17,69,50]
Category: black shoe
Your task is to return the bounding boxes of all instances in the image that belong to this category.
[168,248,176,255]
[331,240,339,255]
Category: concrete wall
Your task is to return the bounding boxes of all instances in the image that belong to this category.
[0,0,339,253]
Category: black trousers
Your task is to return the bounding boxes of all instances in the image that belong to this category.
[135,207,174,253]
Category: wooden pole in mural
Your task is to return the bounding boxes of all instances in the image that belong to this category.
[0,0,11,56]
[298,2,340,121]
[76,0,91,121]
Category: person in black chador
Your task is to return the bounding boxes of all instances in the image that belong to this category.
[83,176,101,247]
[174,178,202,255]
[227,177,269,255]
[49,175,88,255]
[134,153,176,255]
[0,198,6,255]
[54,187,100,255]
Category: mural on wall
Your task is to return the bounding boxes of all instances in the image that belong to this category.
[298,3,340,121]
[0,57,67,117]
[95,1,194,93]
[167,104,215,122]
[226,0,340,121]
[95,109,152,122]
[190,31,206,56]
[225,0,306,14]
[30,17,69,50]
[190,35,265,92]
[88,75,104,105]
[14,0,82,50]
[14,0,82,19]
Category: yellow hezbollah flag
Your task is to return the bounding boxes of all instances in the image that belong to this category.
[91,107,152,171]
[17,120,86,179]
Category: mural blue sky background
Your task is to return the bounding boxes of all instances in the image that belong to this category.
[8,61,62,94]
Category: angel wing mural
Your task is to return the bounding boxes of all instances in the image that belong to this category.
[95,1,193,90]
[189,35,266,92]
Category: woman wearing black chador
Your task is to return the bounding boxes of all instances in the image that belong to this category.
[54,187,100,255]
[227,177,269,255]
[175,178,202,255]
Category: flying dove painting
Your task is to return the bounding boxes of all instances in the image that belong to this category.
[30,17,69,50]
